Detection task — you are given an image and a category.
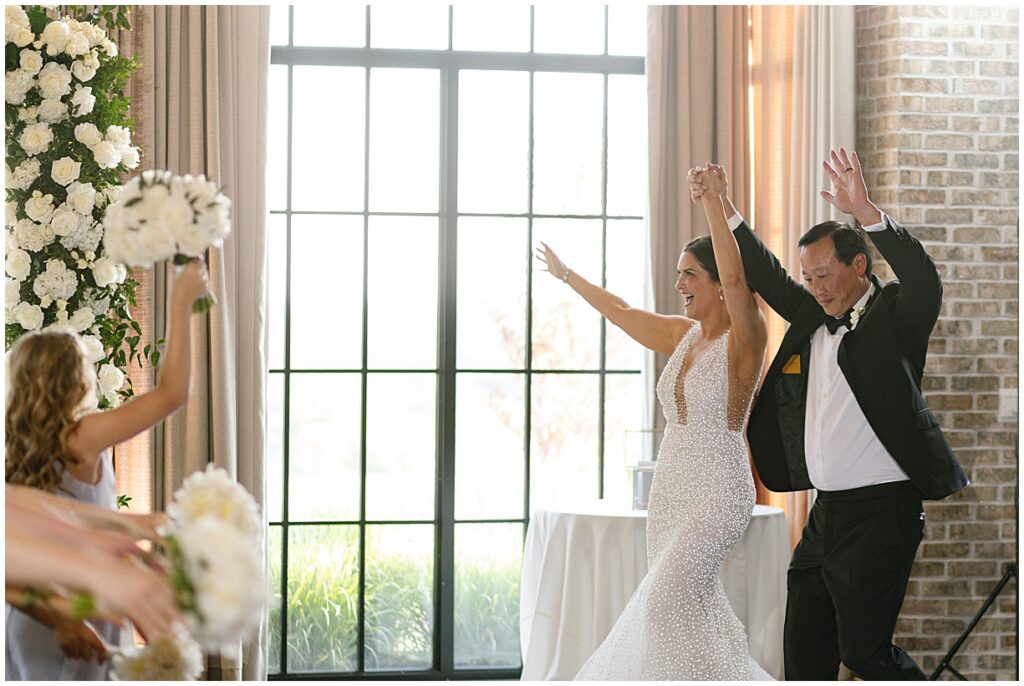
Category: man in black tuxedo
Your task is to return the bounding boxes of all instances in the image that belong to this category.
[689,148,968,680]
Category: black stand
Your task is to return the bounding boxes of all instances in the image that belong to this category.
[928,563,1017,680]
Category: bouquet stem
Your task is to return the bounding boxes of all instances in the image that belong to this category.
[172,254,217,313]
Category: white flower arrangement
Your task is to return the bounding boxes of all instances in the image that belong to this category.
[103,170,232,311]
[5,5,150,408]
[111,626,204,681]
[162,464,266,651]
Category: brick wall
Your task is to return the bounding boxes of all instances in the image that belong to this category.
[856,5,1018,680]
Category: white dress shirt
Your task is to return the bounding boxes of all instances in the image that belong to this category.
[727,211,911,490]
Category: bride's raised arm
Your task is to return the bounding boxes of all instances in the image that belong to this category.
[697,164,767,355]
[535,242,692,357]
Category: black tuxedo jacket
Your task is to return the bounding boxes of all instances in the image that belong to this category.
[735,216,969,500]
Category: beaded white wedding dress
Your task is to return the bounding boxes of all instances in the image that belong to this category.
[575,324,772,681]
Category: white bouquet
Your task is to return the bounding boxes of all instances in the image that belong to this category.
[103,170,232,312]
[110,626,204,681]
[162,465,266,652]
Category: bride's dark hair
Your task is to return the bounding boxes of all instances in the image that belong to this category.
[683,235,720,282]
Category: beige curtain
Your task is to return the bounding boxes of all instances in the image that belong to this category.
[646,5,751,435]
[750,5,856,547]
[117,5,271,679]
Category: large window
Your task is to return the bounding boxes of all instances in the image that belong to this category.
[267,6,646,678]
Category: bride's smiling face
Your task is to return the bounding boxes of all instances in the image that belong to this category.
[675,251,719,320]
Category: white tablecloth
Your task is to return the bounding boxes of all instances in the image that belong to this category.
[519,503,789,680]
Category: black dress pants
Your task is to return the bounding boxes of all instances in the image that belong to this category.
[784,480,927,680]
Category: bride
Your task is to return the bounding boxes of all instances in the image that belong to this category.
[536,164,772,680]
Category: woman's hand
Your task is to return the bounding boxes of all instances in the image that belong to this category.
[704,162,728,197]
[170,258,209,311]
[534,242,571,282]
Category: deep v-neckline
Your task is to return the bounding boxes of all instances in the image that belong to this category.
[679,326,729,383]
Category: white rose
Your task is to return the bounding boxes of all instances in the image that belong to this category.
[102,38,118,57]
[74,122,103,147]
[18,122,54,156]
[24,192,55,224]
[80,334,106,362]
[92,141,121,169]
[71,60,96,82]
[6,201,18,227]
[37,98,67,123]
[92,256,121,288]
[66,181,97,215]
[5,249,32,281]
[51,207,79,236]
[14,302,44,331]
[18,105,39,122]
[50,156,82,186]
[6,278,21,308]
[5,69,34,105]
[70,306,96,332]
[40,20,70,56]
[19,49,43,75]
[13,26,33,48]
[83,49,100,69]
[120,146,140,169]
[105,125,132,152]
[70,85,95,116]
[97,363,125,400]
[37,61,73,99]
[138,225,177,261]
[65,31,89,57]
[5,6,29,40]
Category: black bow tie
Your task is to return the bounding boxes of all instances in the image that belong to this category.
[824,310,854,334]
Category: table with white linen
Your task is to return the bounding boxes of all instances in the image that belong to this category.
[519,503,789,680]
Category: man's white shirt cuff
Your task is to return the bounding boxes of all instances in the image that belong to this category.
[727,212,743,231]
[862,211,888,232]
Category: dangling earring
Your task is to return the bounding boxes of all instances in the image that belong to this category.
[718,289,725,302]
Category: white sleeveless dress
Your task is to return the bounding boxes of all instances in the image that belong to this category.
[575,325,772,680]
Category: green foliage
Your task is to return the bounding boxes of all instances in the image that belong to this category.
[268,527,521,675]
[116,493,131,509]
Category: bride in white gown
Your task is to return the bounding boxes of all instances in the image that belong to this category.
[536,165,772,680]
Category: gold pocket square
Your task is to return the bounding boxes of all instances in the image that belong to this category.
[782,355,801,375]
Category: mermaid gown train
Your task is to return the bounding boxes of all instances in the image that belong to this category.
[575,325,772,681]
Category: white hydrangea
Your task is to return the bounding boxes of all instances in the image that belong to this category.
[74,122,103,147]
[70,85,95,116]
[91,140,121,169]
[8,158,41,191]
[66,181,97,215]
[50,156,82,186]
[5,6,31,42]
[33,259,78,301]
[23,191,56,224]
[6,201,17,227]
[37,98,69,124]
[6,279,22,323]
[37,61,73,99]
[19,48,44,75]
[14,218,51,252]
[18,122,54,156]
[59,216,103,252]
[5,248,32,281]
[14,302,44,331]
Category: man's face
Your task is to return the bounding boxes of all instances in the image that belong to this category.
[799,237,867,317]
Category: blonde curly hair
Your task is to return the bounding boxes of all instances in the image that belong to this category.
[6,330,94,492]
